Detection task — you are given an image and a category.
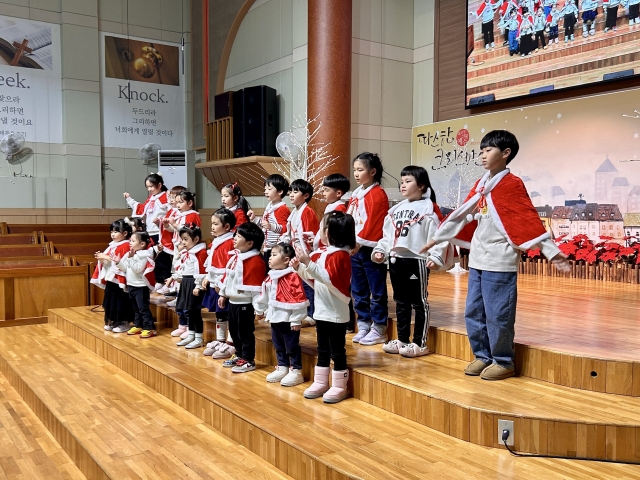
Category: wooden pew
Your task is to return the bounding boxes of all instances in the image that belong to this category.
[0,265,88,320]
[0,222,8,234]
[41,232,111,245]
[52,243,105,256]
[0,232,39,246]
[0,254,66,263]
[0,259,71,269]
[8,224,110,234]
[0,243,52,258]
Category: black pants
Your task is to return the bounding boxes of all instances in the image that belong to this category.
[128,286,155,331]
[263,250,271,274]
[534,30,546,48]
[103,281,133,327]
[154,250,173,285]
[188,307,203,334]
[390,257,430,348]
[520,34,534,55]
[482,20,494,46]
[631,4,640,21]
[271,322,302,370]
[606,6,618,28]
[229,303,255,363]
[564,14,576,37]
[316,321,347,371]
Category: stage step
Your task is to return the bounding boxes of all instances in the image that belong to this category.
[49,307,640,466]
[0,371,86,480]
[0,324,292,480]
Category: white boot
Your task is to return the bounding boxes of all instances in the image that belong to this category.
[215,321,228,342]
[185,333,204,349]
[176,332,195,346]
[266,366,289,383]
[281,368,304,387]
[323,370,349,404]
[303,366,330,399]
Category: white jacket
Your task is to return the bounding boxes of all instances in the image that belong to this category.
[372,196,454,271]
[253,267,308,326]
[117,250,155,289]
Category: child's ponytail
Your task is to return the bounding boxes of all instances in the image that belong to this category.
[354,152,384,184]
[223,182,251,214]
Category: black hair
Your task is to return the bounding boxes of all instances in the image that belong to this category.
[323,211,356,249]
[170,185,187,195]
[222,183,251,213]
[132,231,152,248]
[145,173,168,192]
[264,174,290,196]
[290,179,313,203]
[235,222,265,252]
[322,173,350,195]
[212,208,237,231]
[126,217,147,232]
[353,152,384,183]
[177,191,196,209]
[110,219,132,237]
[273,242,295,260]
[400,165,437,203]
[479,130,520,164]
[179,224,202,243]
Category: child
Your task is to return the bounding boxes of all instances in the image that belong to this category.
[422,130,570,380]
[123,173,169,245]
[347,153,389,346]
[92,220,134,333]
[281,179,319,323]
[562,0,579,42]
[166,191,201,248]
[547,5,562,44]
[533,7,548,50]
[543,0,557,17]
[476,0,500,50]
[581,0,598,36]
[293,211,355,404]
[313,173,350,250]
[254,243,308,387]
[518,15,535,56]
[173,225,208,349]
[218,222,266,373]
[201,208,237,359]
[221,182,250,228]
[261,174,291,268]
[372,166,454,358]
[117,231,157,338]
[604,0,621,32]
[154,185,186,288]
[624,0,640,26]
[501,8,521,55]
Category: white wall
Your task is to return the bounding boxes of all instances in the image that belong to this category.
[0,0,191,209]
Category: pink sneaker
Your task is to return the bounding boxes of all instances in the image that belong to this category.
[323,370,349,404]
[180,329,190,339]
[171,325,187,337]
[303,366,330,399]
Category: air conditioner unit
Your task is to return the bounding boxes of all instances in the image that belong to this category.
[158,150,196,191]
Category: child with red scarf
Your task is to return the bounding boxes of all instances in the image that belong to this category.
[422,130,570,381]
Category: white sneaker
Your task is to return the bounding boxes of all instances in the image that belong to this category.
[281,369,304,387]
[266,366,289,383]
[359,328,386,346]
[176,335,194,346]
[166,299,177,307]
[103,325,113,331]
[399,343,430,358]
[185,337,204,349]
[352,329,369,343]
[112,324,130,333]
[301,316,316,327]
[382,339,406,354]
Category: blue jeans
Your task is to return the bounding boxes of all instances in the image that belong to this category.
[465,268,517,368]
[351,246,388,331]
[508,29,519,53]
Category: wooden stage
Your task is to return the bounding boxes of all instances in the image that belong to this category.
[0,274,639,478]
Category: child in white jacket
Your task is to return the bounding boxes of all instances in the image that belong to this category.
[254,243,309,387]
[373,166,454,358]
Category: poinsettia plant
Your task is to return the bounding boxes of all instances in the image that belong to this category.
[538,234,640,265]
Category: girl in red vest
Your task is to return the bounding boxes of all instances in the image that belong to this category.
[123,173,169,245]
[221,182,252,228]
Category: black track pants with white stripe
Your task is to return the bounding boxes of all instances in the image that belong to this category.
[389,257,430,348]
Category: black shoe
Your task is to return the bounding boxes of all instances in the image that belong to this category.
[503,40,509,46]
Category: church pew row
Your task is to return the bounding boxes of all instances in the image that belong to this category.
[0,254,67,263]
[0,232,40,246]
[0,222,7,234]
[7,223,110,234]
[41,231,112,245]
[0,258,72,269]
[0,243,53,257]
[0,265,88,321]
[51,243,105,256]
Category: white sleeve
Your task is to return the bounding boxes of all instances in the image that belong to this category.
[372,216,393,260]
[539,238,562,260]
[252,282,269,315]
[289,307,307,326]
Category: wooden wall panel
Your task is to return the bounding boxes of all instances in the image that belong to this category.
[0,209,130,225]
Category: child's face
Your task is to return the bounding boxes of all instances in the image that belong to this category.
[130,235,146,252]
[210,215,230,237]
[221,188,237,208]
[481,146,510,174]
[353,160,375,186]
[289,189,308,207]
[322,186,342,204]
[180,232,198,250]
[175,196,192,212]
[233,233,253,253]
[400,175,424,201]
[146,180,161,196]
[168,193,177,208]
[264,183,283,202]
[269,248,290,270]
[111,230,127,242]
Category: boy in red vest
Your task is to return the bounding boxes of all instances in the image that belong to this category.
[422,130,570,381]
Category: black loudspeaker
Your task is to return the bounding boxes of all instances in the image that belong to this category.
[214,91,234,119]
[530,85,555,94]
[603,69,635,81]
[232,86,279,158]
[468,93,496,106]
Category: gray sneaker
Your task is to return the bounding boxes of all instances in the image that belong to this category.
[359,328,386,346]
[112,324,130,333]
[352,329,369,343]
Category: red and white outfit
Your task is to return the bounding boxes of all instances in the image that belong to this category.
[219,250,266,304]
[202,232,235,288]
[253,267,309,326]
[126,191,169,237]
[173,243,208,282]
[171,210,201,246]
[280,202,320,254]
[347,183,389,247]
[262,201,290,250]
[228,204,249,229]
[117,250,156,290]
[296,246,352,323]
[157,207,178,255]
[91,239,130,290]
[313,200,347,250]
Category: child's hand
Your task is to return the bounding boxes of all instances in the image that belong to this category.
[290,257,300,269]
[162,217,171,226]
[350,243,361,256]
[426,260,436,269]
[372,252,385,263]
[294,244,310,265]
[420,239,436,254]
[551,254,571,273]
[255,313,265,321]
[123,192,130,198]
[192,288,200,296]
[202,278,209,289]
[261,218,271,231]
[218,296,227,309]
[247,210,255,221]
[291,324,301,331]
[157,243,164,252]
[214,286,220,293]
[153,217,161,225]
[128,250,136,258]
